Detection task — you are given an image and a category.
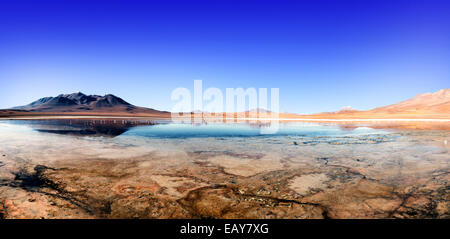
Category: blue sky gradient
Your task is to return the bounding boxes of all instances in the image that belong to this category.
[1,0,449,113]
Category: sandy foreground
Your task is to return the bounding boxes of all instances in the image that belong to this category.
[0,119,449,219]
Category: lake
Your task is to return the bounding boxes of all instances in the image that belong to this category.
[0,119,448,218]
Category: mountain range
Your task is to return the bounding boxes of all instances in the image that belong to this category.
[0,89,449,118]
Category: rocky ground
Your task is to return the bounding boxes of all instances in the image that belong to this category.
[0,122,448,219]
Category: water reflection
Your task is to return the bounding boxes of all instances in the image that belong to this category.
[122,122,388,138]
[3,119,382,138]
[2,119,449,139]
[5,119,156,137]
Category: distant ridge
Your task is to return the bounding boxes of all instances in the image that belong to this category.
[316,106,360,115]
[246,108,272,113]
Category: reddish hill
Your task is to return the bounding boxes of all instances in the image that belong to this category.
[283,89,450,119]
[368,89,450,114]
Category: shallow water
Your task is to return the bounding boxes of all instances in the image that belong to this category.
[1,119,392,137]
[123,122,391,138]
[0,119,448,219]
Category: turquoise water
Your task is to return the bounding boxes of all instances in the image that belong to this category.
[121,122,387,138]
[0,119,391,139]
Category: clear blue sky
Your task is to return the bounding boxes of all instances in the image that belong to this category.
[1,0,449,113]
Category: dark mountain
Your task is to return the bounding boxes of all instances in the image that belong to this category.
[94,94,131,108]
[10,92,169,116]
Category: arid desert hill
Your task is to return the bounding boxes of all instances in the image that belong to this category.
[1,92,170,117]
[369,89,450,114]
[288,88,450,119]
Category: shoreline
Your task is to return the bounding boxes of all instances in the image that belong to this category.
[1,115,449,122]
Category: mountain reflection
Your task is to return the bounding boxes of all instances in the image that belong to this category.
[10,119,156,137]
